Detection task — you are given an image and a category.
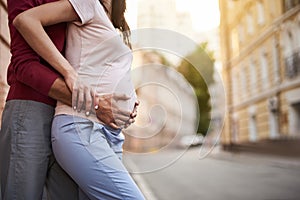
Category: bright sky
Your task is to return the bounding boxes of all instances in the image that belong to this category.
[176,0,220,32]
[125,0,220,32]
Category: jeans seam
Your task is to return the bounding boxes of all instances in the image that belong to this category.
[15,101,28,133]
[13,101,29,200]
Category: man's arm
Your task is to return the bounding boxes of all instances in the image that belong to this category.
[7,0,67,99]
[48,77,72,107]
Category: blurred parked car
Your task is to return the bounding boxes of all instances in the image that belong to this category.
[177,134,204,149]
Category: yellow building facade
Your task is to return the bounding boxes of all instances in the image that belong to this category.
[219,0,300,145]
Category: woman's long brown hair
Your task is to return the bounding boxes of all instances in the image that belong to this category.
[100,0,131,48]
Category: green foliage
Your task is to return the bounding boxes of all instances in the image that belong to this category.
[177,42,215,135]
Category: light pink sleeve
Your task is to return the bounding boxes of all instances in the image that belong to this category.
[68,0,96,25]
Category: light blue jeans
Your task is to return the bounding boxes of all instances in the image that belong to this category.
[51,115,145,200]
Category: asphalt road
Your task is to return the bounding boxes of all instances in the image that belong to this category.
[123,147,300,200]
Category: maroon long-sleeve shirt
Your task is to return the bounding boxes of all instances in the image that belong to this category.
[6,0,66,107]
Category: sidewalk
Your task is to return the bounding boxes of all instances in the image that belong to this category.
[209,139,300,169]
[222,138,300,158]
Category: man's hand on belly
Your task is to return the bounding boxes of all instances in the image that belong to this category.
[94,94,138,129]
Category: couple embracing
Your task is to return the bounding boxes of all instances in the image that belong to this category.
[0,0,144,199]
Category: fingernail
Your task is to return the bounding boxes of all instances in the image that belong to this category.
[85,111,90,116]
[73,106,77,110]
[94,105,99,110]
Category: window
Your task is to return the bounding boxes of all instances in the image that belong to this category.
[281,22,294,57]
[228,0,235,9]
[281,21,300,78]
[284,0,300,12]
[231,28,240,55]
[285,0,293,10]
[240,66,248,100]
[269,0,277,16]
[231,68,239,105]
[294,17,300,51]
[260,49,269,89]
[272,37,280,83]
[248,108,258,142]
[246,13,254,34]
[231,113,239,142]
[238,24,245,43]
[257,1,265,25]
[249,59,257,94]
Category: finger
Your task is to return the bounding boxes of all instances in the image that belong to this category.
[72,85,79,110]
[77,87,84,112]
[124,118,135,129]
[93,94,100,110]
[130,110,137,118]
[115,119,127,127]
[90,90,98,113]
[97,93,113,106]
[135,100,140,106]
[110,106,130,123]
[110,101,131,117]
[125,118,135,127]
[127,118,135,124]
[95,93,112,103]
[85,88,93,116]
[113,111,131,122]
[113,93,130,101]
[130,100,139,118]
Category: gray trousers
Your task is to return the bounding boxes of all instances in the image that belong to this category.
[0,100,78,200]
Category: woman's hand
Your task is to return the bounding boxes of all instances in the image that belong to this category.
[71,77,94,116]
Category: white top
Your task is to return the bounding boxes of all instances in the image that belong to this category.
[55,0,136,123]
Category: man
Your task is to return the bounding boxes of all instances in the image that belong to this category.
[0,0,137,199]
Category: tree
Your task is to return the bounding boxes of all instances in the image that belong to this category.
[177,42,215,135]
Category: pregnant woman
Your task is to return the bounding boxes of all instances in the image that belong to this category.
[14,0,144,199]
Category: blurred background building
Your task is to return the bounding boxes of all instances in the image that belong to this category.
[123,51,199,152]
[136,0,195,42]
[0,0,10,127]
[123,0,222,152]
[220,0,300,147]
